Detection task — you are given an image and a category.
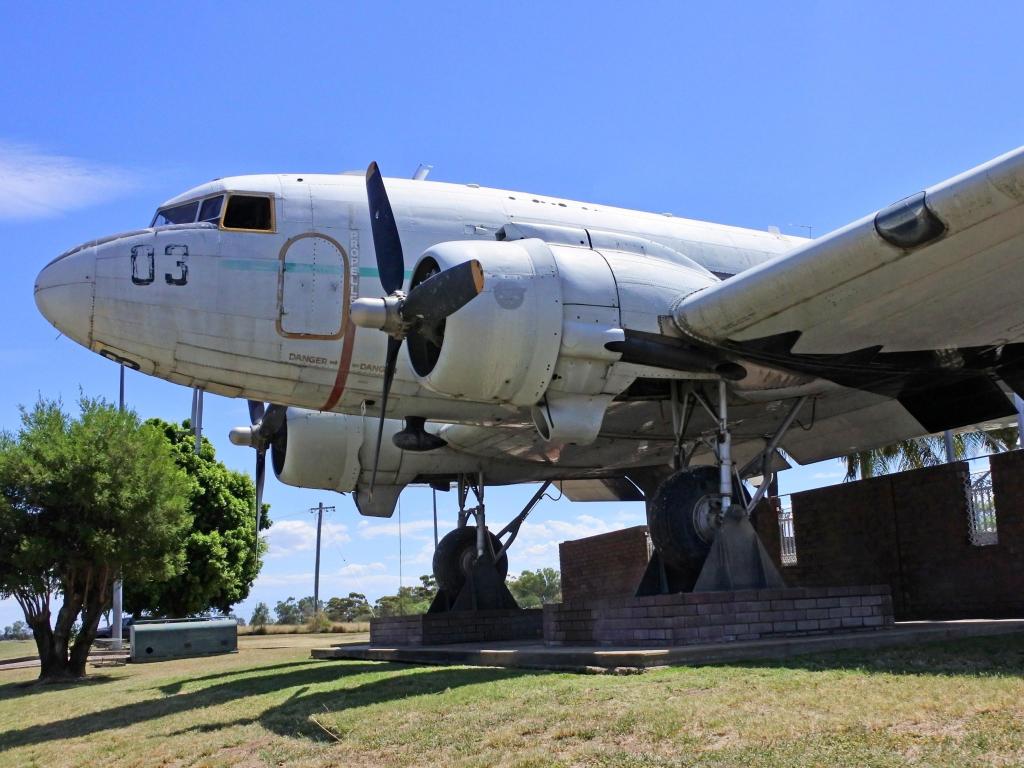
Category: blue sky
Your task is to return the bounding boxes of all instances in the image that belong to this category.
[3,2,1024,628]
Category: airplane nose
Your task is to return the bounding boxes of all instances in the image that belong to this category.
[34,247,96,347]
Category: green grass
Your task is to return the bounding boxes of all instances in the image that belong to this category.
[1,633,1023,767]
[0,639,35,662]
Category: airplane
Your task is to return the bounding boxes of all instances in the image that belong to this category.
[33,146,1024,597]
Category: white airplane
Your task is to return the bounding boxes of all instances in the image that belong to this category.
[34,148,1024,595]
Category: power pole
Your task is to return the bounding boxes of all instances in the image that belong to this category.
[310,503,335,614]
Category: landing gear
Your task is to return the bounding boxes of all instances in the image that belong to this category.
[428,474,551,612]
[638,382,804,595]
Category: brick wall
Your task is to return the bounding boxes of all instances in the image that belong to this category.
[753,451,1024,620]
[370,609,543,646]
[559,526,652,602]
[544,585,893,646]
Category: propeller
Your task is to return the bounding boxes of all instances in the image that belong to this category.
[351,162,485,496]
[229,400,288,558]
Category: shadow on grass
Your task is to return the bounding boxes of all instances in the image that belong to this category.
[719,633,1024,678]
[0,659,544,751]
[157,659,323,693]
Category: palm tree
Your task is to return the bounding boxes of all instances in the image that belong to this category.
[841,427,1018,481]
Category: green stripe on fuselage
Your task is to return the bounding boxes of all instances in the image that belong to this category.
[221,259,410,279]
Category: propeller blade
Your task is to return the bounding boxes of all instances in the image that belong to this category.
[254,447,266,558]
[248,400,265,426]
[259,404,288,441]
[369,336,402,497]
[366,162,406,295]
[403,259,485,331]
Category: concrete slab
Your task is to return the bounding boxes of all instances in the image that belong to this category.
[312,619,1024,671]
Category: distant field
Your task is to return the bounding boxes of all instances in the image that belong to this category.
[238,622,370,636]
[0,640,35,662]
[1,632,1023,767]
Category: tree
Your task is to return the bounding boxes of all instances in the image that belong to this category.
[273,596,318,624]
[373,575,437,616]
[508,568,561,608]
[0,397,191,680]
[841,427,1019,481]
[250,602,270,630]
[325,592,373,622]
[3,621,31,640]
[124,419,268,618]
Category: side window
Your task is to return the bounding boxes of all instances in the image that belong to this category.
[223,195,274,232]
[198,195,224,223]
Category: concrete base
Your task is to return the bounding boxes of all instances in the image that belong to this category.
[545,585,894,647]
[370,608,543,646]
[313,619,1024,671]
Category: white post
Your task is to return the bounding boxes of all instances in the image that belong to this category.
[1016,395,1024,450]
[111,365,125,651]
[943,430,956,463]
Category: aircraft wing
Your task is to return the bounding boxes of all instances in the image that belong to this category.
[676,146,1024,433]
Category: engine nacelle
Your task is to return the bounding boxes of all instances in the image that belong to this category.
[407,239,564,406]
[271,410,364,493]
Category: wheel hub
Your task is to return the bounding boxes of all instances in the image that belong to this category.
[691,493,721,544]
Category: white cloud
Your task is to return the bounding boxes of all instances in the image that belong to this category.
[0,141,139,220]
[267,519,350,558]
[356,518,436,540]
[257,562,396,593]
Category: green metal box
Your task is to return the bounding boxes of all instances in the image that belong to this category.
[129,617,237,662]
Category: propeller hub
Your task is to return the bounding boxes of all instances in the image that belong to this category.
[351,294,406,337]
[229,426,258,447]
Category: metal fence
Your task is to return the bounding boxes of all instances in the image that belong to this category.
[967,470,998,546]
[777,499,798,565]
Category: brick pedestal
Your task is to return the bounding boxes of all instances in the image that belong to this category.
[370,609,543,646]
[544,585,894,647]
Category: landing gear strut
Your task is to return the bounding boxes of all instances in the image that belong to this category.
[429,474,551,612]
[638,382,804,594]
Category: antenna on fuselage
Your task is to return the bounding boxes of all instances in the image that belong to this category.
[412,163,433,181]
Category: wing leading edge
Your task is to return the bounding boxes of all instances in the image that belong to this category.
[675,146,1024,433]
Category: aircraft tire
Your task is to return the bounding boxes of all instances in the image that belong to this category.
[432,526,508,595]
[647,467,753,576]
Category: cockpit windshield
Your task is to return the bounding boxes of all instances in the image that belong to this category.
[151,194,225,227]
[152,201,199,227]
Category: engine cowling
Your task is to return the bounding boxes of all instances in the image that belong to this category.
[271,410,364,493]
[406,239,564,406]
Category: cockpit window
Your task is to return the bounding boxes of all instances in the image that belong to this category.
[198,195,224,223]
[151,200,199,227]
[223,195,274,231]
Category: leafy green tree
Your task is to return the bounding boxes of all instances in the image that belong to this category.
[841,428,1018,481]
[325,592,373,622]
[373,575,437,616]
[250,602,270,630]
[124,419,268,618]
[0,397,191,680]
[4,621,31,640]
[273,596,318,624]
[508,568,561,608]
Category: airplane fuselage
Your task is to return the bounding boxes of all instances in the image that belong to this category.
[36,172,803,433]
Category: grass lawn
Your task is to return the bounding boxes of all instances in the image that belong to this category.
[1,632,1022,767]
[0,640,35,662]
